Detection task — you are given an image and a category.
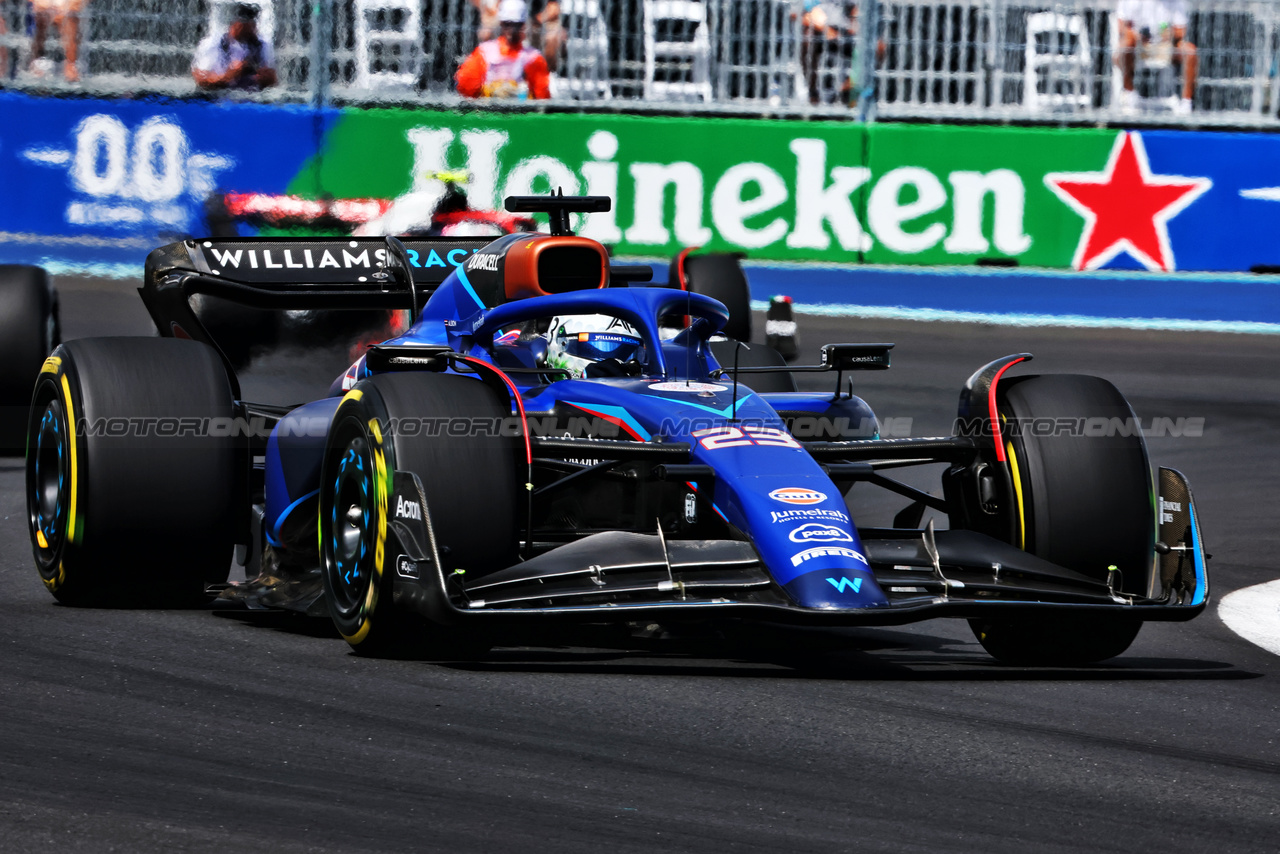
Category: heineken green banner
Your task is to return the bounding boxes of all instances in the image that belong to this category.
[860,124,1116,268]
[4,90,1278,276]
[292,110,1259,272]
[290,109,874,264]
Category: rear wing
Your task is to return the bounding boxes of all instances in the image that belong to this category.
[140,235,493,368]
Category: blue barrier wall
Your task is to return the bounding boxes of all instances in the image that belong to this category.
[0,91,331,273]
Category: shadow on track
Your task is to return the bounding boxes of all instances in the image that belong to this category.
[443,646,1258,684]
[460,623,1258,684]
[212,607,343,640]
[212,609,1259,683]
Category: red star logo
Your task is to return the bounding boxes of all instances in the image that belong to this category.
[1044,132,1211,272]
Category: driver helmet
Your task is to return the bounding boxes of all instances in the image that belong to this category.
[546,314,644,378]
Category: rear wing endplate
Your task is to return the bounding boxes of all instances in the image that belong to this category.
[140,235,494,375]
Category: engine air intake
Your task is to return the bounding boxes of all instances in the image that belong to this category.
[538,245,606,293]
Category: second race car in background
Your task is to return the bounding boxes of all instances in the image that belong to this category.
[0,265,58,454]
[200,173,798,369]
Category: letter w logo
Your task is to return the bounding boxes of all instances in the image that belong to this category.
[826,576,862,594]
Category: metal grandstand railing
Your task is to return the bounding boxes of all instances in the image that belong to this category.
[1,0,1277,124]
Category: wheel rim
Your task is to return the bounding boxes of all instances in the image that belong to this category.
[31,398,67,555]
[329,437,372,614]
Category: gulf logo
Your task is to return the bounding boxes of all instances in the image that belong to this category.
[769,487,827,506]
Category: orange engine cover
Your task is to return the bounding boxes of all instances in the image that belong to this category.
[502,235,608,301]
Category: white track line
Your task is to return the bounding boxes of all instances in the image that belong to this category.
[749,300,1280,335]
[1218,579,1280,657]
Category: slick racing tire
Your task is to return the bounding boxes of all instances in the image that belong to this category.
[28,338,239,606]
[194,295,278,370]
[969,374,1152,665]
[970,613,1143,668]
[320,372,518,657]
[0,265,58,455]
[676,253,752,344]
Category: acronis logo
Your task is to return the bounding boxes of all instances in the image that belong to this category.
[826,576,863,594]
[394,495,422,520]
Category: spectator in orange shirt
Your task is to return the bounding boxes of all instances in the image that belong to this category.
[456,0,551,100]
[29,0,86,82]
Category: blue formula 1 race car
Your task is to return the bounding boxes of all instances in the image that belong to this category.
[26,196,1209,665]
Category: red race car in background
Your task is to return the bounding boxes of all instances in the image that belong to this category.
[199,171,798,372]
[204,171,538,240]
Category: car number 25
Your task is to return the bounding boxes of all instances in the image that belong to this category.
[692,426,801,450]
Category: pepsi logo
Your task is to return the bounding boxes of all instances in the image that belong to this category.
[769,487,827,506]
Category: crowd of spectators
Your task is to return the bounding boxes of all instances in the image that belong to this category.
[0,0,879,109]
[0,0,1221,115]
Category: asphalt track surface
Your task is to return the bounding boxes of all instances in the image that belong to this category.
[1,275,1278,853]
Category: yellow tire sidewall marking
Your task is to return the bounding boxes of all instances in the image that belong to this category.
[59,373,79,547]
[1006,441,1027,551]
[369,416,388,603]
[338,411,388,647]
[42,561,65,592]
[38,367,76,592]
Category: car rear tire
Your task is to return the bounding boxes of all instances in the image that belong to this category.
[0,265,58,455]
[195,295,278,370]
[320,372,518,657]
[969,374,1153,665]
[677,253,752,344]
[28,338,239,606]
[708,340,798,394]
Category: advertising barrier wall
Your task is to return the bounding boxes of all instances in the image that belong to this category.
[297,114,1280,274]
[0,92,338,274]
[2,90,1279,326]
[859,124,1280,273]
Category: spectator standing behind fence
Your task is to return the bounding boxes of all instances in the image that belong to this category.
[800,1,881,107]
[456,0,551,100]
[1115,0,1198,114]
[469,0,563,73]
[530,0,564,73]
[800,0,855,105]
[471,0,501,41]
[29,0,85,82]
[191,3,277,92]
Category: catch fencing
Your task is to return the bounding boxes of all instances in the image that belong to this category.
[1,0,1277,125]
